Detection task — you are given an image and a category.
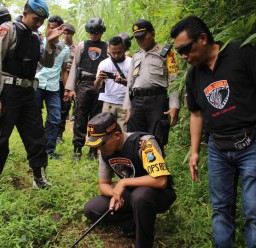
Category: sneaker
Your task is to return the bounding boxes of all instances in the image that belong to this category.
[73,152,81,161]
[33,169,51,189]
[56,136,64,144]
[49,152,61,160]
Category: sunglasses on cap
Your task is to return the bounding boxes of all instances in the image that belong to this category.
[175,40,195,56]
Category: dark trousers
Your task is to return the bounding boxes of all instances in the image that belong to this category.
[73,83,102,148]
[35,88,61,154]
[84,186,176,248]
[127,94,169,147]
[58,82,72,137]
[0,85,47,174]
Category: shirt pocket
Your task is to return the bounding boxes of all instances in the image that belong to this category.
[149,58,164,76]
[133,59,141,77]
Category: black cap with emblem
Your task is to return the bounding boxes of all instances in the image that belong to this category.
[86,112,119,148]
[132,19,154,37]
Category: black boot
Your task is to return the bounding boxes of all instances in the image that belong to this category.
[33,167,51,189]
[87,147,98,160]
[73,146,82,161]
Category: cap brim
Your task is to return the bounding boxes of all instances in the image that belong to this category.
[85,134,111,148]
[133,30,147,37]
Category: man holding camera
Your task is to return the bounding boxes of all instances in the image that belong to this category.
[94,35,131,132]
[64,17,108,160]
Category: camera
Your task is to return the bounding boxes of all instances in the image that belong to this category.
[102,71,116,79]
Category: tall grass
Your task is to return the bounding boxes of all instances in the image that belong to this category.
[0,118,246,247]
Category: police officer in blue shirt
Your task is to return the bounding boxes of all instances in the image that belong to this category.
[0,0,64,188]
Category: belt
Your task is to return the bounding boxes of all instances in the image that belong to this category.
[2,75,36,88]
[131,87,167,97]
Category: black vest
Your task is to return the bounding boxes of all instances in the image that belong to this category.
[102,132,174,189]
[102,132,150,179]
[79,40,108,75]
[3,22,41,80]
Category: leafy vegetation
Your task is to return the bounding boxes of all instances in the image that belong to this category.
[1,0,255,247]
[0,120,245,248]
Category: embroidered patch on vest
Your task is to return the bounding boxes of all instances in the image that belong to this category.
[108,157,135,178]
[88,47,102,60]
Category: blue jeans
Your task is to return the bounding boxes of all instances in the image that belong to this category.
[35,88,61,154]
[208,138,256,248]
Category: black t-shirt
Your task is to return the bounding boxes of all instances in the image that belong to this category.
[186,41,256,135]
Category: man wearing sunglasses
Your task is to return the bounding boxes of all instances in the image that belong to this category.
[64,17,108,161]
[171,16,256,248]
[123,19,180,151]
[83,112,176,248]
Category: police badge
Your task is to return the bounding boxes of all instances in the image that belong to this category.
[88,47,102,61]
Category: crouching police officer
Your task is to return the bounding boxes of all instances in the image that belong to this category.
[84,112,176,248]
[64,17,108,161]
[0,0,64,188]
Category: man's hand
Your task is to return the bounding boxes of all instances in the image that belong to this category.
[113,180,126,202]
[190,152,199,181]
[97,70,108,80]
[46,23,64,45]
[164,108,179,126]
[109,196,124,213]
[111,180,126,212]
[63,90,76,101]
[114,75,127,86]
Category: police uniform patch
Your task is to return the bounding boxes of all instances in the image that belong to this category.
[0,27,8,37]
[147,152,155,162]
[166,51,179,76]
[88,47,102,61]
[142,140,170,177]
[108,158,135,178]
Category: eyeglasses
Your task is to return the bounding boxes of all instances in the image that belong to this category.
[90,31,100,35]
[175,40,195,56]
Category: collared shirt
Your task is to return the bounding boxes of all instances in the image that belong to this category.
[66,43,77,72]
[123,43,180,110]
[36,40,70,91]
[99,133,169,179]
[186,41,256,134]
[0,21,56,95]
[65,41,85,91]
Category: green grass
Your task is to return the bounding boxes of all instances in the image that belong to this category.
[0,121,246,248]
